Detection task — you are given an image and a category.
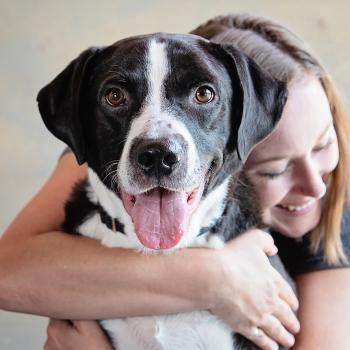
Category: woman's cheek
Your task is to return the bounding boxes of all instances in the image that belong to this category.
[252,177,290,210]
[326,141,340,172]
[316,137,339,173]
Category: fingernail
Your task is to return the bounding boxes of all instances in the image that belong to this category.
[269,246,278,256]
[286,333,295,346]
[271,343,279,350]
[293,321,300,334]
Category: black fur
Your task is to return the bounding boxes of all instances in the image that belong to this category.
[38,33,292,350]
[62,180,98,234]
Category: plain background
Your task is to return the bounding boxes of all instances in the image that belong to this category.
[1,0,349,348]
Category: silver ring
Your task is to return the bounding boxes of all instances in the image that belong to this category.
[250,326,263,338]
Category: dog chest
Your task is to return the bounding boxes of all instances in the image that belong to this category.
[73,182,237,350]
[101,311,234,350]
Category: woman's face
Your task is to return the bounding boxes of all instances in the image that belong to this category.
[245,77,339,238]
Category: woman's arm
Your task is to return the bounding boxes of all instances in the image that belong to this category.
[0,153,214,318]
[0,152,299,349]
[292,268,350,349]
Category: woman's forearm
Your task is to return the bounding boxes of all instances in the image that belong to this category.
[0,230,214,319]
[0,153,214,320]
[0,152,299,349]
[0,226,299,349]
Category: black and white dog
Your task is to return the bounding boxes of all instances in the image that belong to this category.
[37,33,289,350]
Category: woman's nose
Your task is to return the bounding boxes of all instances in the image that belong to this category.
[295,160,327,198]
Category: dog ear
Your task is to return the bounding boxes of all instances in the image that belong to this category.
[212,44,287,161]
[37,47,100,164]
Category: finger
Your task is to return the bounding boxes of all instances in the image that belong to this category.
[48,318,68,327]
[275,275,299,312]
[43,337,62,350]
[47,318,71,337]
[45,320,57,349]
[43,341,55,350]
[240,326,279,350]
[46,319,58,336]
[47,318,59,327]
[256,231,278,257]
[70,320,83,331]
[274,299,300,334]
[43,339,51,350]
[260,315,295,348]
[73,320,100,333]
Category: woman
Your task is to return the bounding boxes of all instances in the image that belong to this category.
[1,14,350,350]
[197,16,350,349]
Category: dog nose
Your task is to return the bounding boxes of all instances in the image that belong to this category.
[137,144,180,177]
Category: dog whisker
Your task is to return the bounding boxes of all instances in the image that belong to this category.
[103,168,119,186]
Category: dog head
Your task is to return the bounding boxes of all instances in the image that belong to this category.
[37,33,286,250]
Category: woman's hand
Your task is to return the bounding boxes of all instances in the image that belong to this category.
[44,319,113,350]
[209,229,300,350]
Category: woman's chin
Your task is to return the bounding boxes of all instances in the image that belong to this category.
[275,225,310,239]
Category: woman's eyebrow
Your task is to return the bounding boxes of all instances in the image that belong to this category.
[249,156,287,167]
[317,122,333,141]
[249,122,333,167]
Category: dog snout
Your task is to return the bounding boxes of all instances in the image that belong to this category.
[138,145,178,176]
[132,138,185,178]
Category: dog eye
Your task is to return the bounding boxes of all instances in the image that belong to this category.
[105,88,126,107]
[194,86,215,104]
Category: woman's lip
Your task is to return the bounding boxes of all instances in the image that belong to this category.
[275,200,317,216]
[278,199,316,212]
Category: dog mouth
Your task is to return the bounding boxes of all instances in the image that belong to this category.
[121,184,204,250]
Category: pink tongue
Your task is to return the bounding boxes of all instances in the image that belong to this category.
[131,188,188,250]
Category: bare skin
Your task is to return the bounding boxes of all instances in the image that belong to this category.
[245,78,350,349]
[44,320,113,350]
[45,268,350,350]
[293,269,350,350]
[0,152,298,350]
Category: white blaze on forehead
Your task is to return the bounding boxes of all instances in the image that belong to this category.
[146,39,168,110]
[117,38,201,192]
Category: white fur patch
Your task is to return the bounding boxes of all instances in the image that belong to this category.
[146,39,168,110]
[86,168,229,253]
[117,39,200,194]
[86,168,140,249]
[101,311,233,350]
[185,177,230,249]
[79,169,234,349]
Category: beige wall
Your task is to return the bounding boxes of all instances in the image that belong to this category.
[0,0,349,348]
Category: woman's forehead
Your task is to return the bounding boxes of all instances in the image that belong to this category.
[247,77,333,164]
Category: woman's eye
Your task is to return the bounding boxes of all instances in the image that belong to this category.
[194,85,215,104]
[258,166,289,179]
[105,88,126,107]
[313,138,334,152]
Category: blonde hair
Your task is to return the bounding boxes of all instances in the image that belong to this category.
[192,14,350,263]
